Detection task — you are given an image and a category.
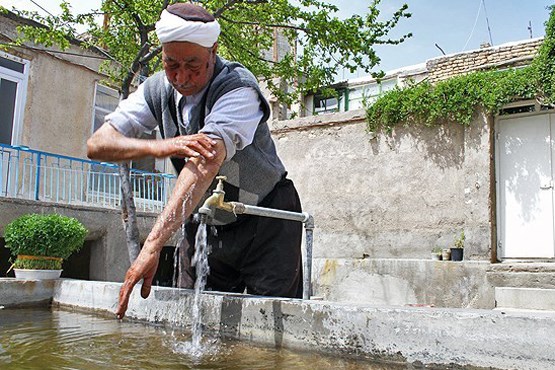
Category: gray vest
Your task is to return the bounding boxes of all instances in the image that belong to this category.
[143,57,286,223]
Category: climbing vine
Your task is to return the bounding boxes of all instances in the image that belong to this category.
[533,5,555,106]
[365,5,555,133]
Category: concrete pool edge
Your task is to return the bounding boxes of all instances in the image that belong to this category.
[2,278,555,370]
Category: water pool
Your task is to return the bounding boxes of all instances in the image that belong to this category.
[0,307,409,369]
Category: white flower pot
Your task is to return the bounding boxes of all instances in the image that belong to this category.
[14,269,63,280]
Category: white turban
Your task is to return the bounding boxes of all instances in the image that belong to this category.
[155,9,220,47]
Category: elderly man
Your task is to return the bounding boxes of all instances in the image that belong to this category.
[87,3,303,319]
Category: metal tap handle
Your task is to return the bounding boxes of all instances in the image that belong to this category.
[214,175,227,192]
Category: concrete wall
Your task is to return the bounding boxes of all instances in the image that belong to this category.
[273,109,496,308]
[19,52,101,158]
[0,198,157,282]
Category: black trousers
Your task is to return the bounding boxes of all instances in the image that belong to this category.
[185,178,303,298]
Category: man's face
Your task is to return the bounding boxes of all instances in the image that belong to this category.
[162,41,217,96]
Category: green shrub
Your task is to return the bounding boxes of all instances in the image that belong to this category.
[4,213,87,270]
[366,67,537,133]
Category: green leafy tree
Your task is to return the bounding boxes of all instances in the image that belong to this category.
[4,0,411,102]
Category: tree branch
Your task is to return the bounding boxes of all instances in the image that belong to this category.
[214,0,268,18]
[220,32,275,65]
[218,14,309,33]
[140,44,161,64]
[121,42,151,98]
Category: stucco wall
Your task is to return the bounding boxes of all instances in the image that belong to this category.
[274,109,492,259]
[1,12,108,159]
[273,109,495,307]
[21,53,100,158]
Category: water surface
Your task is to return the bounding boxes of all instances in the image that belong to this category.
[0,308,411,369]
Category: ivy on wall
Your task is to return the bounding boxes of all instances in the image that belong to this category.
[533,5,555,106]
[365,5,555,134]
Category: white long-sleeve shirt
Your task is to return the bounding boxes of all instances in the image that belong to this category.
[106,81,264,161]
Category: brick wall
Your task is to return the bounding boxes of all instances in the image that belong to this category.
[427,38,543,82]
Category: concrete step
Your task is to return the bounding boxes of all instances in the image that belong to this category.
[495,287,555,311]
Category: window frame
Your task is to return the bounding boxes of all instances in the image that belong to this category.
[0,51,30,145]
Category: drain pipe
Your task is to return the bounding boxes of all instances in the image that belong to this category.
[199,176,314,300]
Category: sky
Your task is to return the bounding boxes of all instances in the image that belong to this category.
[331,0,552,79]
[3,0,554,80]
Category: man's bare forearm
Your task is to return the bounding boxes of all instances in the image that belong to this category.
[87,123,157,161]
[141,140,226,253]
[87,122,217,162]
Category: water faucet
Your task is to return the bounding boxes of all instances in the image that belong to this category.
[197,175,314,299]
[198,175,234,220]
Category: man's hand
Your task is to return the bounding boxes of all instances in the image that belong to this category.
[116,247,160,319]
[157,134,217,159]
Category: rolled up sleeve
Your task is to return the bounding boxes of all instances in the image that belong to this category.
[200,87,264,161]
[105,83,159,138]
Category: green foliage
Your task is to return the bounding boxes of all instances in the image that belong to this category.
[453,231,465,249]
[366,5,555,133]
[5,0,411,103]
[4,214,87,260]
[366,67,537,133]
[12,257,62,270]
[532,5,555,106]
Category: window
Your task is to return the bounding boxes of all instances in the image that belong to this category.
[348,78,398,110]
[0,53,29,145]
[93,84,120,133]
[314,94,340,115]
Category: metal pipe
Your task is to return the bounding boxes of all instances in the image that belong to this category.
[303,215,314,300]
[226,202,313,299]
[230,202,310,223]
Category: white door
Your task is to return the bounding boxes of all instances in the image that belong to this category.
[496,112,555,259]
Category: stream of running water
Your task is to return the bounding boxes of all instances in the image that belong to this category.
[190,221,209,350]
[170,217,211,358]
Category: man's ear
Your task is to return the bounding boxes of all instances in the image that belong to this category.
[211,42,218,60]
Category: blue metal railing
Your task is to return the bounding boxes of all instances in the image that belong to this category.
[0,143,176,213]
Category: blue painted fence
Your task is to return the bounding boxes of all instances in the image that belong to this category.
[0,143,176,213]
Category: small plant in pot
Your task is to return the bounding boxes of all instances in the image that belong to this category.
[450,231,465,261]
[4,213,87,279]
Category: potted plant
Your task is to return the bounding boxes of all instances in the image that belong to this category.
[4,213,87,279]
[431,246,442,260]
[450,231,465,261]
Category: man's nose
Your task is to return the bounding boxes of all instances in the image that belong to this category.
[174,67,192,84]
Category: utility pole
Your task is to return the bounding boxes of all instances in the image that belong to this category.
[482,0,494,46]
[528,21,533,39]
